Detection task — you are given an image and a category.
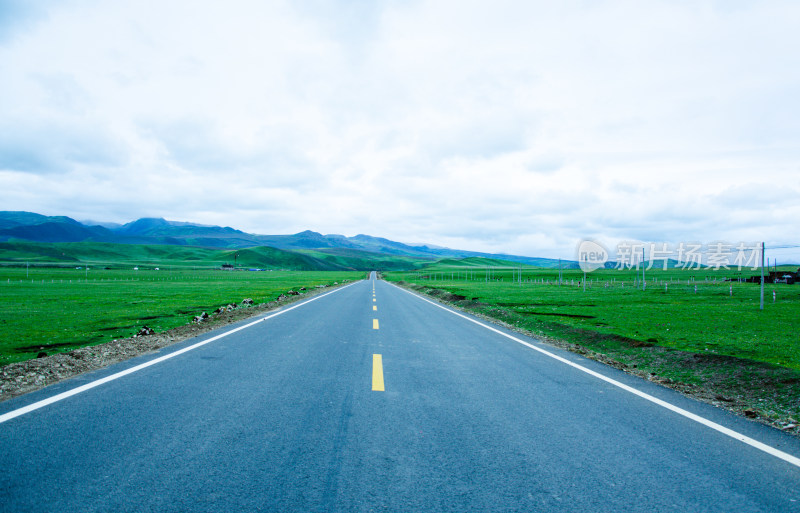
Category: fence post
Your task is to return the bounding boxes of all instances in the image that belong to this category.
[760,242,765,310]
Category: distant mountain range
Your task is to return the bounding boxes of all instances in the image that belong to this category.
[0,211,572,268]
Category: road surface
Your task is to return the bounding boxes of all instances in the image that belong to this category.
[1,273,799,512]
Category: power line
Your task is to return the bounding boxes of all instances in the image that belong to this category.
[765,244,800,250]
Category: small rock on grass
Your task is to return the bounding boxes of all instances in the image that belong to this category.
[134,326,154,337]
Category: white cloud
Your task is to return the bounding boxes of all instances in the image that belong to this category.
[0,0,798,259]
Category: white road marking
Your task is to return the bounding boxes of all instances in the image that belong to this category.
[0,282,358,424]
[390,282,800,469]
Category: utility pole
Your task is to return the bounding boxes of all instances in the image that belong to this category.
[760,242,765,310]
[642,246,646,290]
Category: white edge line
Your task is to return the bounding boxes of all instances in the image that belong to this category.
[0,281,358,424]
[388,281,800,469]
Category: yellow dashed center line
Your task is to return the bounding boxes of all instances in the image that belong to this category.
[371,285,382,391]
[372,354,384,391]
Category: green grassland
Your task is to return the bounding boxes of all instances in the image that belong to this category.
[387,262,799,369]
[0,267,363,365]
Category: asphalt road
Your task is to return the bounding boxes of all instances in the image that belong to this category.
[2,273,800,512]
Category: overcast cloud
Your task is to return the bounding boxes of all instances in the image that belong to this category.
[1,0,798,260]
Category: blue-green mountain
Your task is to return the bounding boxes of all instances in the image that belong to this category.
[0,211,573,269]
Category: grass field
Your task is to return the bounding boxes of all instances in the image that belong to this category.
[389,265,799,368]
[0,267,363,365]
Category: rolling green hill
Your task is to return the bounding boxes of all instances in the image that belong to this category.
[419,256,535,269]
[298,248,434,271]
[0,241,433,271]
[0,241,311,269]
[429,257,519,268]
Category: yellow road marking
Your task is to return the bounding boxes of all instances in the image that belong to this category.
[373,305,377,311]
[373,318,379,329]
[372,354,384,391]
[373,298,376,302]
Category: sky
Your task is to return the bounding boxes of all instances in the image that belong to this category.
[1,0,799,262]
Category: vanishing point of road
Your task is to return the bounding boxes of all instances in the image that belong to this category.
[1,273,799,512]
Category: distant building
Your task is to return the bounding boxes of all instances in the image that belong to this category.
[745,270,798,284]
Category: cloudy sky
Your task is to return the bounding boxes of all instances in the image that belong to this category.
[1,0,798,260]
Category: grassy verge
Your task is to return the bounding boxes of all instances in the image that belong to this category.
[0,267,364,365]
[384,265,800,431]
